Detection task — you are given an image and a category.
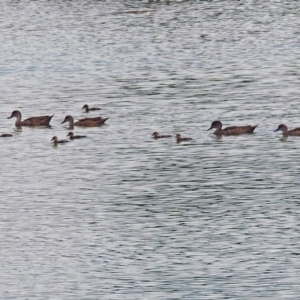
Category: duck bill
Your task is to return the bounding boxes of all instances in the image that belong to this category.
[7,115,13,119]
[207,126,213,131]
[274,128,279,132]
[61,119,66,124]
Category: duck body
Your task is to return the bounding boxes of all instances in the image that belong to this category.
[152,132,172,139]
[176,133,193,143]
[8,110,54,127]
[0,134,12,137]
[67,132,87,140]
[208,120,258,136]
[51,136,69,145]
[62,115,108,128]
[82,104,101,112]
[274,124,300,136]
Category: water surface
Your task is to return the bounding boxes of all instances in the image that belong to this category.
[1,0,300,299]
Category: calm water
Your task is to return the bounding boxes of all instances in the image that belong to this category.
[1,0,300,298]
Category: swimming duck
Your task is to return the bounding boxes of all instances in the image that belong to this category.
[67,132,87,140]
[0,134,12,137]
[207,120,258,135]
[61,115,108,128]
[152,132,172,139]
[8,110,54,127]
[274,124,300,136]
[51,136,69,145]
[82,104,101,112]
[176,133,193,142]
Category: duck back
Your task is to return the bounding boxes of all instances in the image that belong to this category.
[21,115,54,126]
[74,117,108,127]
[215,125,258,136]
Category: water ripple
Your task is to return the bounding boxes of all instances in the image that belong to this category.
[1,0,300,299]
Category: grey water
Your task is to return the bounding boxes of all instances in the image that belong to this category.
[1,0,300,298]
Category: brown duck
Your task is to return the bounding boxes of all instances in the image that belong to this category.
[0,134,12,137]
[67,132,87,140]
[152,132,172,139]
[176,133,193,143]
[61,115,108,128]
[51,136,69,145]
[8,110,54,127]
[274,124,300,136]
[207,120,258,135]
[82,104,101,112]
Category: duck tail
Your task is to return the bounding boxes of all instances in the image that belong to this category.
[251,124,258,132]
[101,118,109,124]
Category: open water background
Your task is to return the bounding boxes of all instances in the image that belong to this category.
[1,0,300,298]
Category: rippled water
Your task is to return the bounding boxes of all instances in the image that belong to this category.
[1,0,300,298]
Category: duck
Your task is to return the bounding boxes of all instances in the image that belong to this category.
[8,110,54,127]
[61,115,108,128]
[82,104,101,112]
[0,134,12,137]
[176,133,193,143]
[51,136,69,145]
[207,120,258,135]
[274,124,300,136]
[152,132,172,139]
[67,132,87,140]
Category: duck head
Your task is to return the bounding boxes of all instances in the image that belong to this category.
[207,120,222,131]
[274,124,288,132]
[8,110,21,119]
[61,115,73,124]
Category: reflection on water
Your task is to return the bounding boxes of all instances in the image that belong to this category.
[1,0,300,298]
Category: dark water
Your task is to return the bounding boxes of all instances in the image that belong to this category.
[1,0,300,298]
